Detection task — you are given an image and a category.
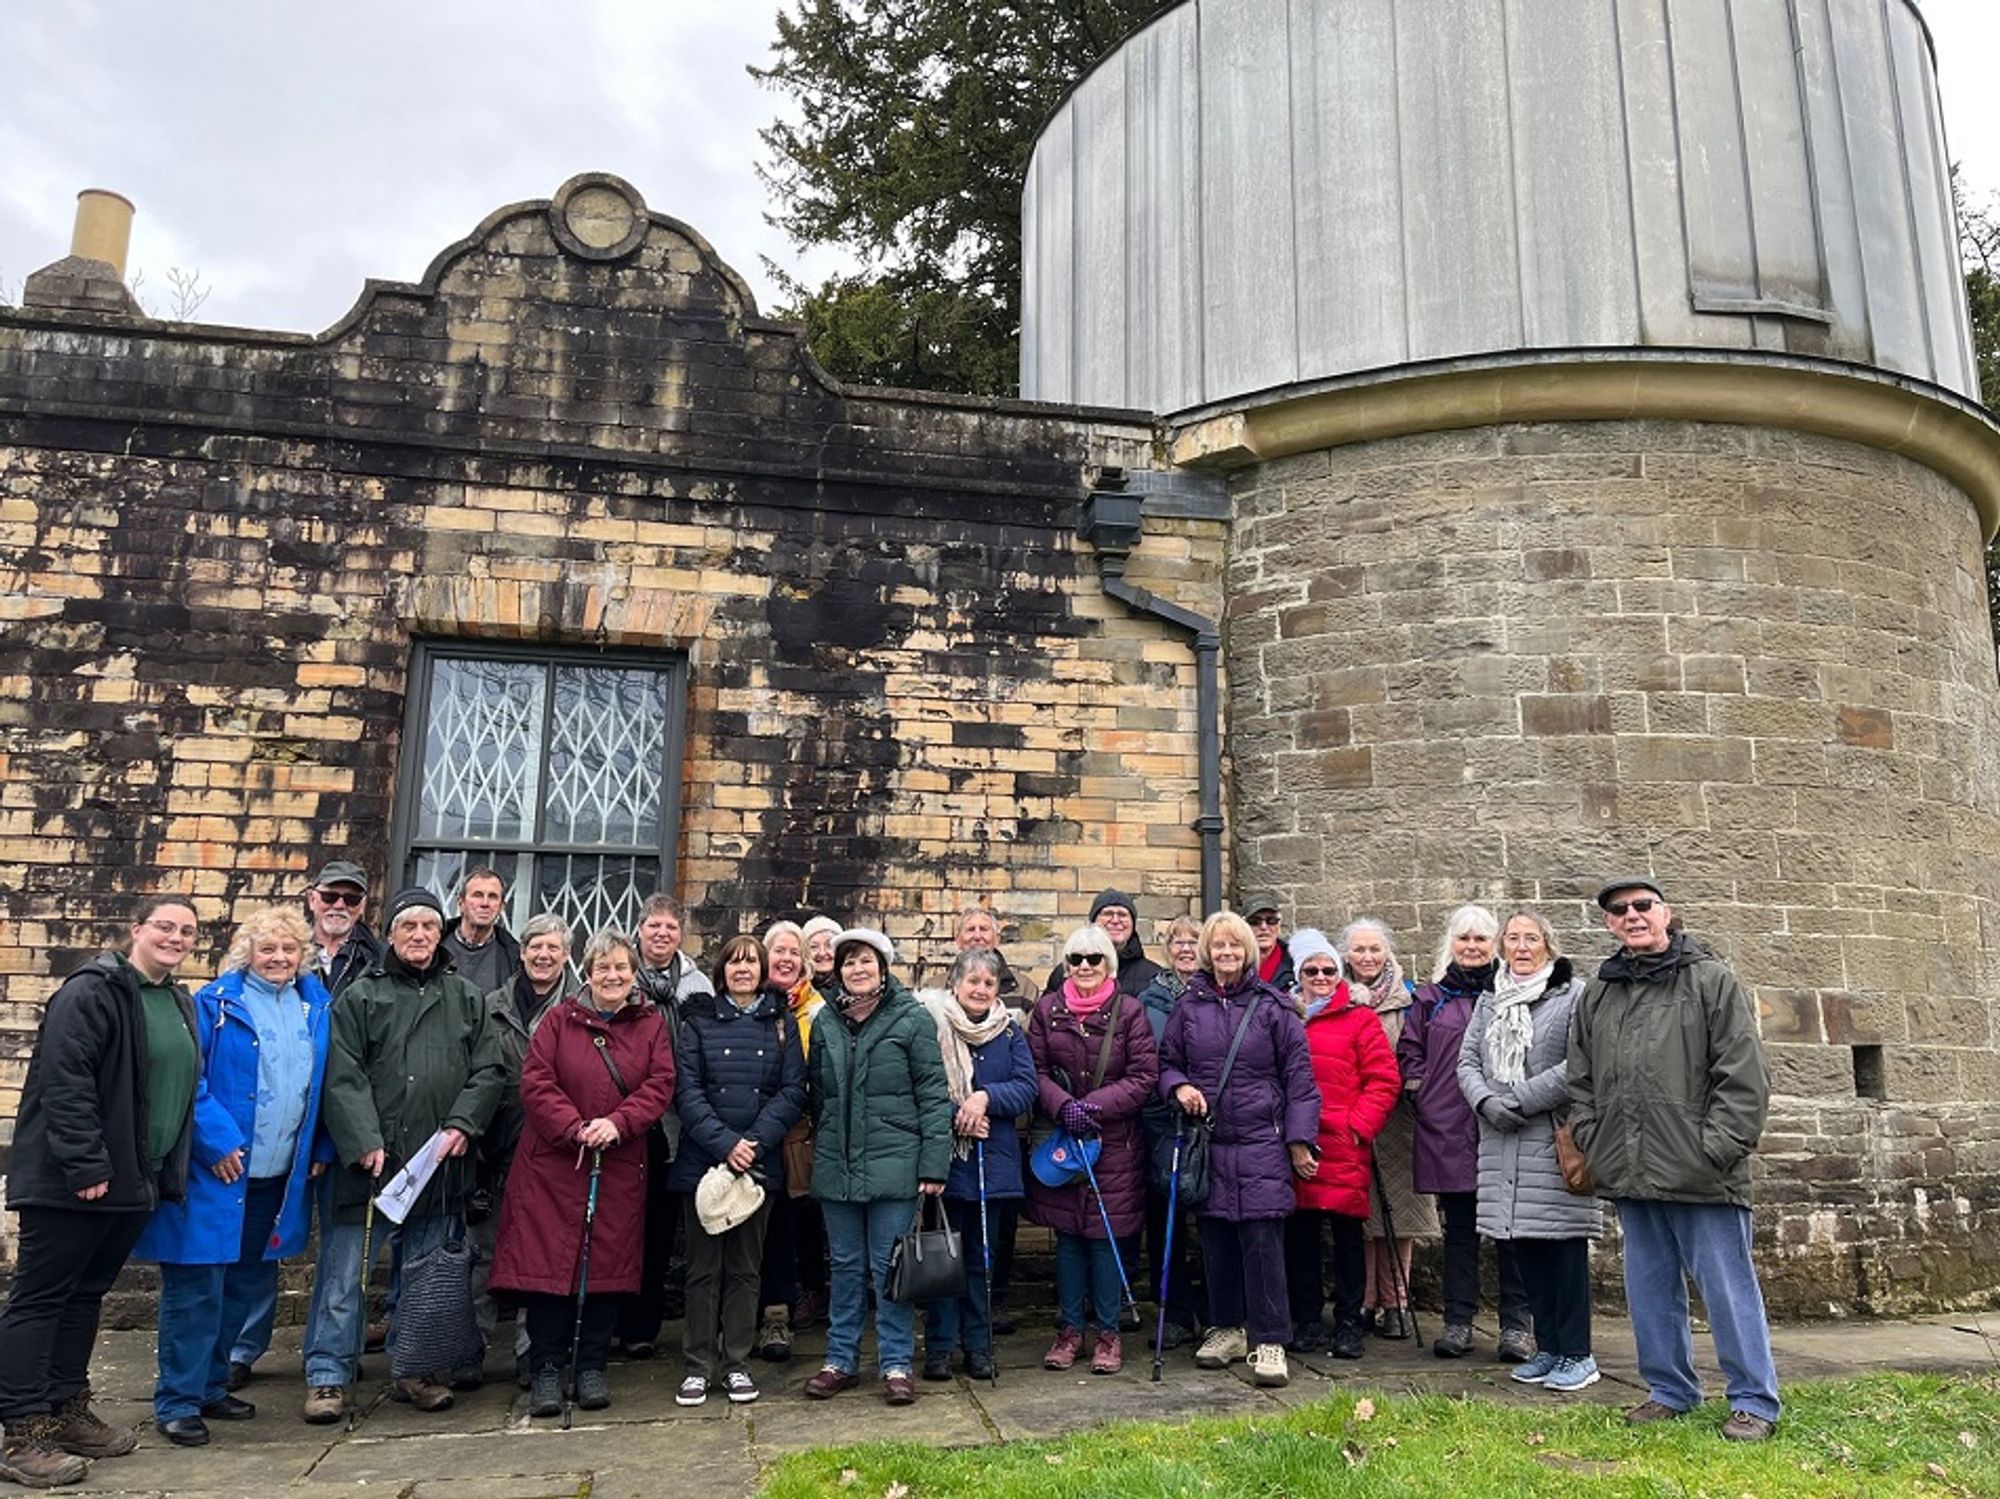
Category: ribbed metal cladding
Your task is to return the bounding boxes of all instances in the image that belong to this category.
[1019,0,1978,414]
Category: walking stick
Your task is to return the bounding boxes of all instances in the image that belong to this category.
[975,1141,997,1387]
[347,1195,376,1433]
[1369,1152,1421,1348]
[1075,1143,1140,1326]
[563,1149,604,1431]
[1151,1116,1186,1384]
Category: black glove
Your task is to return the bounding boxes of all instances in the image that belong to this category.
[1478,1096,1528,1133]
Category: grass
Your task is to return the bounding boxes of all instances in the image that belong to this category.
[760,1374,1999,1498]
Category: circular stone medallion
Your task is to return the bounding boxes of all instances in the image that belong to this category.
[550,174,648,261]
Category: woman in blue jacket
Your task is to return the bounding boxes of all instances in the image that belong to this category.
[134,905,334,1447]
[917,950,1038,1383]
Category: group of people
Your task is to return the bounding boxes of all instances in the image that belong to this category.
[0,864,1784,1490]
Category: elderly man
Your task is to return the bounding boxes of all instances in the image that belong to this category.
[300,889,507,1423]
[947,904,1024,1002]
[1568,877,1778,1442]
[304,861,379,997]
[1243,895,1295,993]
[441,866,520,997]
[1041,888,1163,998]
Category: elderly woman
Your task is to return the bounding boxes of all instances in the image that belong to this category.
[1457,911,1602,1391]
[1137,914,1204,1349]
[1041,888,1163,998]
[135,905,335,1447]
[757,920,829,1358]
[1161,912,1319,1389]
[1338,917,1434,1339]
[491,930,676,1418]
[801,915,842,990]
[804,929,953,1406]
[1027,923,1159,1375]
[670,935,806,1407]
[1282,931,1399,1360]
[917,950,1037,1382]
[0,896,201,1488]
[1400,904,1530,1360]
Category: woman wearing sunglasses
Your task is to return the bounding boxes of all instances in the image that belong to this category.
[1026,923,1159,1375]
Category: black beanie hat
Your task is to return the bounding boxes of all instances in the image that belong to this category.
[1089,888,1137,922]
[385,887,445,927]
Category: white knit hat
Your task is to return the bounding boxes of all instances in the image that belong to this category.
[694,1162,765,1235]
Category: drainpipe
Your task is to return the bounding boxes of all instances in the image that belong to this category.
[1079,471,1225,915]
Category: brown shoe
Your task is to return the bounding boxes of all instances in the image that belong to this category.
[364,1321,389,1353]
[301,1386,347,1425]
[1625,1398,1689,1426]
[1720,1409,1777,1442]
[1090,1331,1123,1375]
[0,1414,91,1488]
[392,1377,454,1412]
[1042,1326,1085,1371]
[803,1366,859,1400]
[882,1371,916,1406]
[50,1391,137,1459]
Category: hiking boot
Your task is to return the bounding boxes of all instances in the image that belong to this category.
[922,1352,954,1382]
[1432,1323,1474,1359]
[724,1371,760,1405]
[1720,1409,1776,1442]
[1287,1320,1325,1354]
[1090,1332,1123,1375]
[1374,1307,1409,1340]
[1042,1326,1085,1371]
[1545,1355,1601,1392]
[1150,1321,1195,1352]
[226,1361,253,1393]
[1194,1326,1248,1369]
[803,1366,858,1400]
[965,1350,997,1382]
[1510,1351,1561,1384]
[301,1386,346,1425]
[575,1369,610,1411]
[529,1368,563,1419]
[1625,1398,1689,1426]
[758,1306,793,1362]
[1249,1343,1290,1387]
[50,1392,136,1458]
[1,1414,89,1488]
[391,1377,453,1412]
[1330,1322,1366,1360]
[1496,1328,1535,1363]
[882,1371,917,1406]
[446,1361,485,1392]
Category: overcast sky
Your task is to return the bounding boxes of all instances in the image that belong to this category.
[1,0,1995,332]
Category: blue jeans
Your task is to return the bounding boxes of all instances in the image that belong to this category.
[923,1197,992,1358]
[302,1180,458,1388]
[1054,1231,1126,1335]
[821,1198,918,1377]
[155,1177,287,1420]
[228,1285,277,1369]
[1617,1200,1781,1422]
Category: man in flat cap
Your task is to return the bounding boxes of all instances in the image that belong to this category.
[1568,877,1779,1442]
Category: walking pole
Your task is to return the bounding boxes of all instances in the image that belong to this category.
[562,1149,605,1431]
[1075,1144,1140,1326]
[1369,1153,1420,1348]
[1151,1116,1186,1384]
[347,1195,376,1433]
[975,1140,997,1387]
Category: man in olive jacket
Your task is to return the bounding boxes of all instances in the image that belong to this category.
[299,888,508,1421]
[1569,878,1778,1442]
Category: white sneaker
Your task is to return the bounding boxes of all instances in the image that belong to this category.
[675,1376,708,1407]
[1194,1326,1248,1369]
[723,1371,759,1405]
[1250,1343,1290,1387]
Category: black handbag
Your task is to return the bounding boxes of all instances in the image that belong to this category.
[390,1234,482,1380]
[1173,995,1261,1209]
[885,1196,967,1305]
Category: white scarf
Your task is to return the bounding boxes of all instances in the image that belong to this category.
[918,989,1017,1160]
[1484,961,1554,1086]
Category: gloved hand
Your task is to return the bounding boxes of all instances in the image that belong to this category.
[1479,1095,1528,1133]
[1060,1098,1098,1137]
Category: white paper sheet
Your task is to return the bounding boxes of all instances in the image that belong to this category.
[372,1130,448,1224]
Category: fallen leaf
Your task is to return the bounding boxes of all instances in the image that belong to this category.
[839,1471,859,1489]
[884,1484,909,1499]
[1353,1398,1377,1423]
[1045,1454,1065,1466]
[1961,1431,1979,1450]
[1525,1431,1547,1447]
[1382,1436,1400,1449]
[1927,1463,1949,1480]
[1341,1441,1366,1469]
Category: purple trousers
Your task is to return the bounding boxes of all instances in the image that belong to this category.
[1198,1216,1289,1346]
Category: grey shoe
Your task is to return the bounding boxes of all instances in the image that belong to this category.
[575,1369,611,1411]
[528,1367,562,1419]
[1432,1323,1474,1358]
[1495,1328,1535,1363]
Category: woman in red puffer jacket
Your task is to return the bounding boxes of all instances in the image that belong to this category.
[1284,929,1400,1360]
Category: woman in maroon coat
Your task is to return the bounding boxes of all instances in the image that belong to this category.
[491,930,675,1417]
[1025,924,1158,1376]
[1282,930,1400,1361]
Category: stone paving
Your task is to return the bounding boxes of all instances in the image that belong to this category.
[44,1310,1998,1498]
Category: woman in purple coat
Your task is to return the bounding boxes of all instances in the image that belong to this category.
[1160,911,1319,1389]
[1026,924,1159,1376]
[1397,903,1529,1360]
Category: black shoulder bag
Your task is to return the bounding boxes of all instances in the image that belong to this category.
[1174,994,1260,1208]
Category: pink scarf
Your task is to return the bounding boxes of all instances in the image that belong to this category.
[1063,976,1114,1018]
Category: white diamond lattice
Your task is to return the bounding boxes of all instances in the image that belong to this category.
[545,667,666,847]
[418,659,546,842]
[538,854,658,957]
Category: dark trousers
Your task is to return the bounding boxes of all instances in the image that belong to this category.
[1511,1236,1593,1357]
[1198,1216,1289,1347]
[616,1149,679,1345]
[922,1196,994,1357]
[683,1197,771,1380]
[987,1200,1018,1307]
[758,1191,798,1312]
[523,1293,618,1376]
[1145,1187,1202,1330]
[1439,1191,1530,1332]
[0,1206,151,1420]
[1283,1209,1365,1331]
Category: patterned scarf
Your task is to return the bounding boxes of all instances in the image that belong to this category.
[1355,950,1407,1013]
[918,988,1016,1160]
[1484,962,1554,1086]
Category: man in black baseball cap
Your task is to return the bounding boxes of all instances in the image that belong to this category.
[305,861,380,998]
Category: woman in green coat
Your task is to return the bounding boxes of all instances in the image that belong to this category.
[801,929,952,1407]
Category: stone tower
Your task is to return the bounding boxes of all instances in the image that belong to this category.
[1021,0,2000,1311]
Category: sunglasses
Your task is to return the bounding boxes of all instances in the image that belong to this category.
[1298,965,1340,978]
[1066,953,1106,968]
[315,888,365,908]
[1248,913,1281,927]
[1605,897,1659,916]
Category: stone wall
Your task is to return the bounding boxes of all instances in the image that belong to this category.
[0,176,1223,1271]
[1224,419,2000,1313]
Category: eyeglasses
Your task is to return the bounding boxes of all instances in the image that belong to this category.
[1066,953,1106,968]
[1298,965,1340,979]
[1606,897,1660,916]
[315,888,365,908]
[143,919,198,940]
[1249,913,1281,928]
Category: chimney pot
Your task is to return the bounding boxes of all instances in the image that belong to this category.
[70,189,136,278]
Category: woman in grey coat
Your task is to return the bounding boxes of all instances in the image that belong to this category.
[1455,910,1602,1394]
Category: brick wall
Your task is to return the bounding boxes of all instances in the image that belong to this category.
[1224,419,2000,1311]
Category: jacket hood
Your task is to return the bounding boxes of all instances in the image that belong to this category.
[1598,931,1712,984]
[379,945,455,984]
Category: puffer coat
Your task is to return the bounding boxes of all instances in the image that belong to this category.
[667,988,806,1194]
[938,1019,1038,1202]
[1026,987,1158,1238]
[808,980,954,1202]
[1398,970,1489,1195]
[1455,961,1602,1240]
[489,996,675,1297]
[1158,974,1319,1222]
[1296,987,1401,1219]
